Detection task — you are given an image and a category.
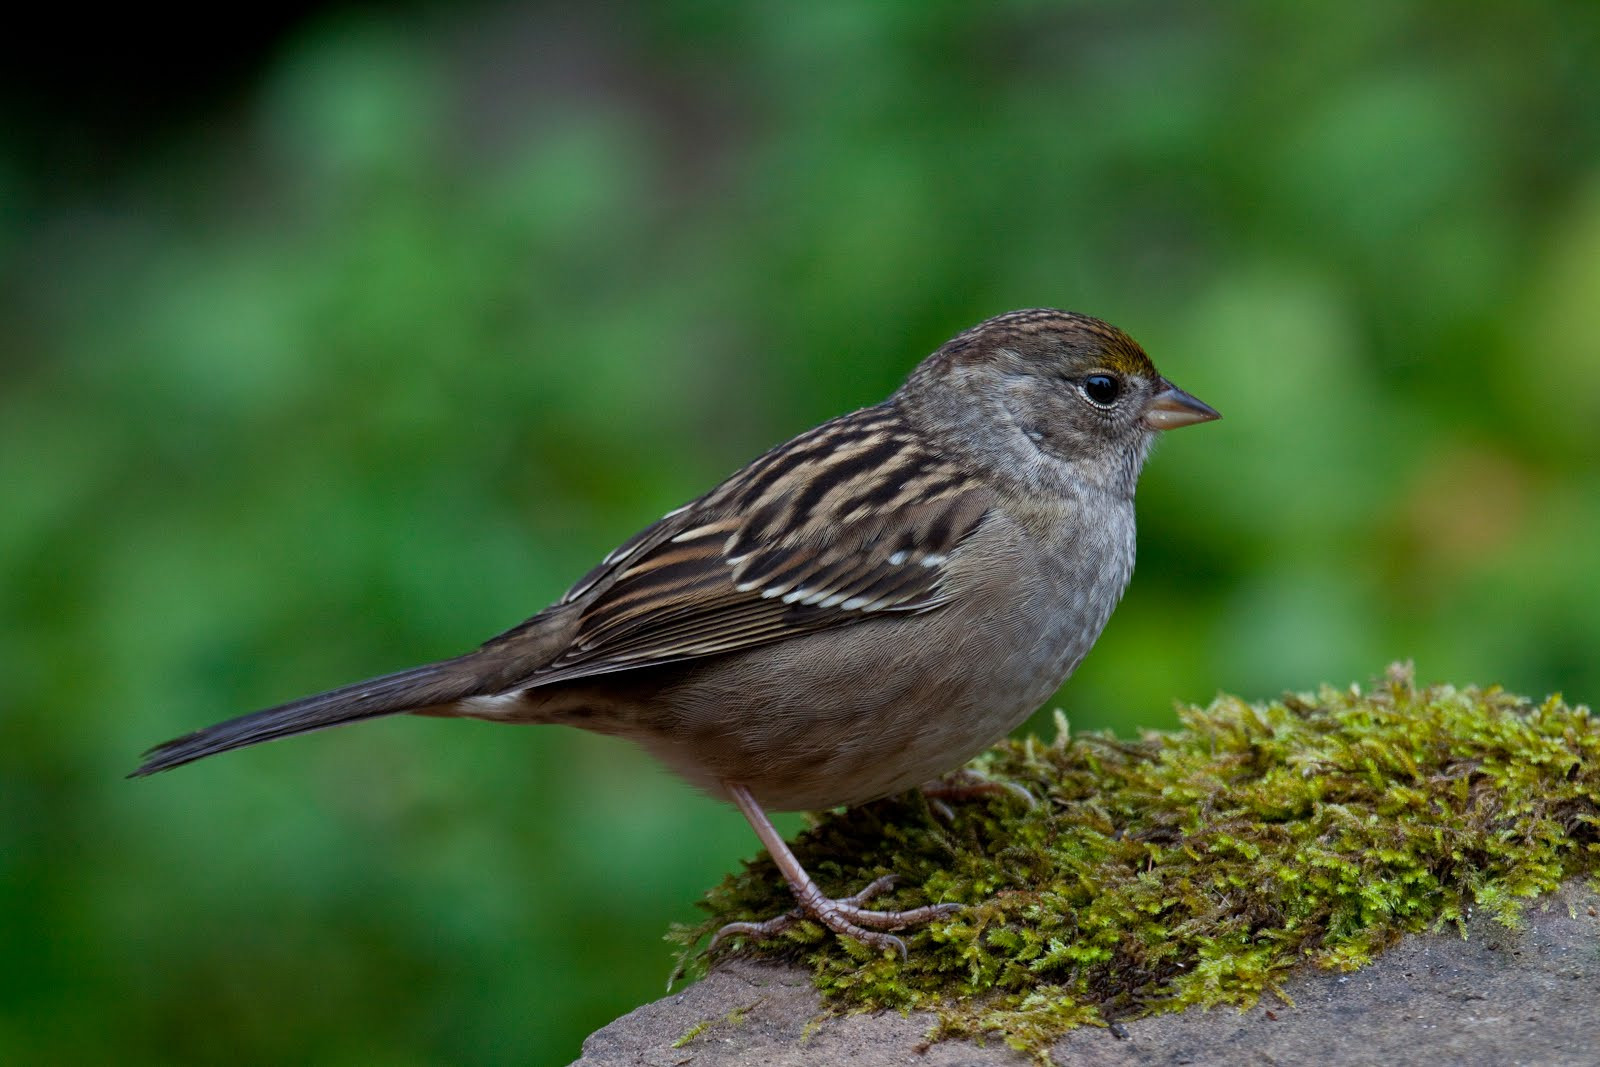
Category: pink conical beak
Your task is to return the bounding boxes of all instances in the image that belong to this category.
[1143,380,1220,430]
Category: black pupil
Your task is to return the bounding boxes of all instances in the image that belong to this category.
[1084,374,1119,404]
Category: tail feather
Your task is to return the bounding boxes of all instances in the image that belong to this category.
[130,656,490,777]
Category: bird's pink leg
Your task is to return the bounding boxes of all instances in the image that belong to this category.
[709,783,959,957]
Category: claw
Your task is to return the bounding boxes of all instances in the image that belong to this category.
[709,874,959,956]
[921,769,1037,811]
[712,784,962,956]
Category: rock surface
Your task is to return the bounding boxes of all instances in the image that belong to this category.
[577,882,1600,1066]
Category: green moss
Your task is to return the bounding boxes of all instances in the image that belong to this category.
[670,1020,710,1049]
[670,1001,757,1049]
[671,665,1600,1062]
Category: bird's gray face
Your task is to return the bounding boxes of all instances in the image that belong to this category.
[1006,349,1160,457]
[899,311,1218,499]
[981,341,1220,496]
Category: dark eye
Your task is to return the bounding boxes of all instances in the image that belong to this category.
[1082,374,1121,406]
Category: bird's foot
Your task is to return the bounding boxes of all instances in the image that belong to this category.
[920,769,1036,821]
[709,874,961,957]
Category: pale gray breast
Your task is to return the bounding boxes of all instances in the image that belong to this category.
[938,488,1137,709]
[1023,493,1138,701]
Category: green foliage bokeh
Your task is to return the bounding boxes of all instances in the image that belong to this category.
[3,3,1598,1063]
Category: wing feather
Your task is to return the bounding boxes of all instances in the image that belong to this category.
[522,405,992,688]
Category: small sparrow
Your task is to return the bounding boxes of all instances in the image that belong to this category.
[134,309,1218,954]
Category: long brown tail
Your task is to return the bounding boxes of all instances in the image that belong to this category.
[130,654,498,777]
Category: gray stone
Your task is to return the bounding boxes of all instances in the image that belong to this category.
[577,882,1600,1066]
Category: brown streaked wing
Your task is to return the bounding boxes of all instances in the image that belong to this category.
[524,405,993,687]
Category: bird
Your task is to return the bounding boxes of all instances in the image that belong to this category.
[132,308,1219,954]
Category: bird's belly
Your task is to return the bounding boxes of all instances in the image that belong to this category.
[622,573,1125,810]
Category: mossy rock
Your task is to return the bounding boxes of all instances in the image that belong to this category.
[671,665,1599,1063]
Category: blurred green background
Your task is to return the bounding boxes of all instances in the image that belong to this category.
[4,2,1598,1063]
